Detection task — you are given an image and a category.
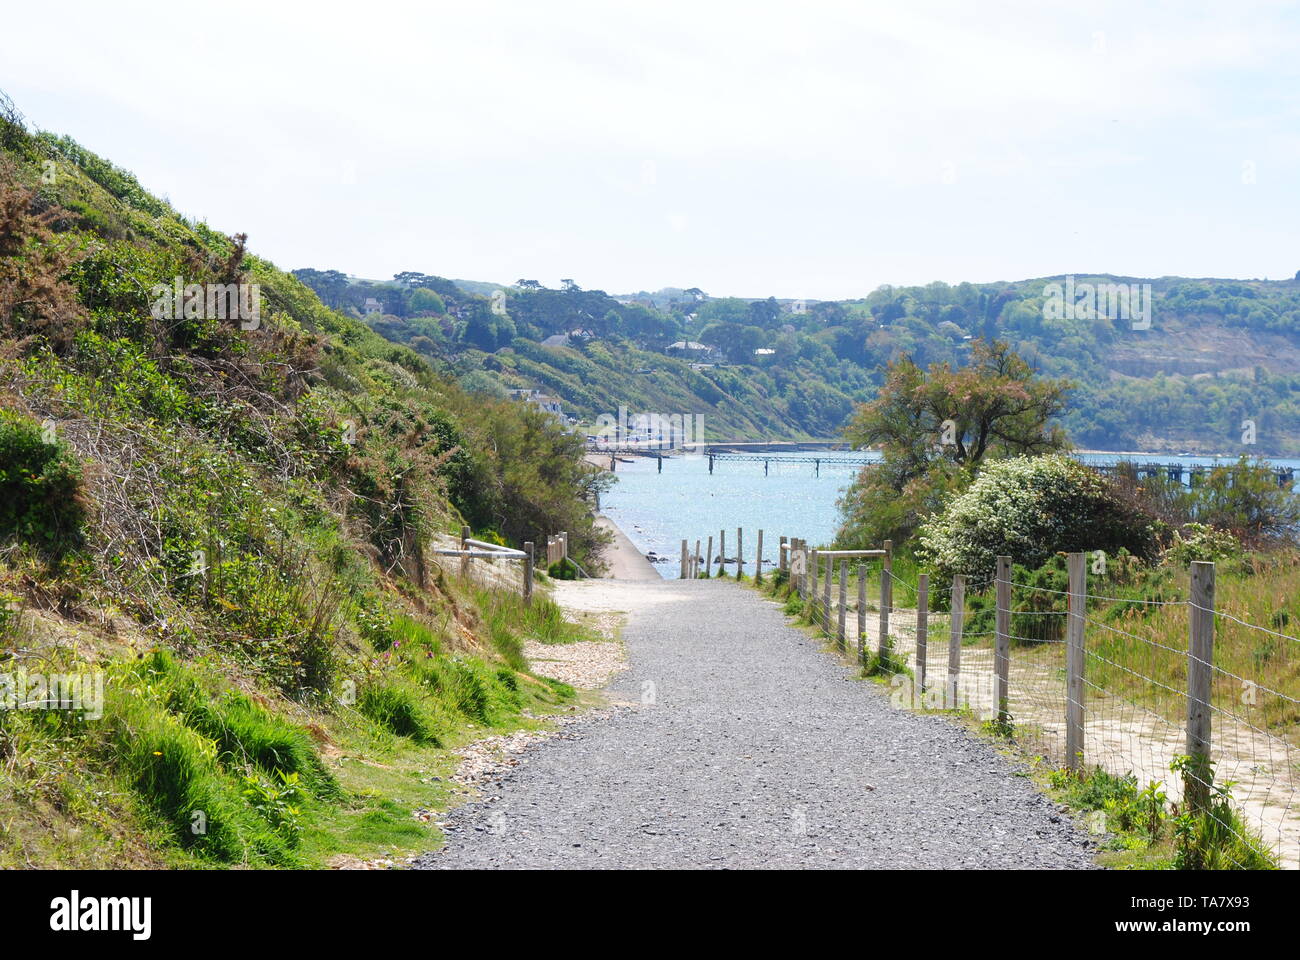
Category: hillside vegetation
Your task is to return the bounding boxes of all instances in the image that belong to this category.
[298,267,1300,454]
[0,96,606,867]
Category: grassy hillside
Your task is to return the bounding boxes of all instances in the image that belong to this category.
[0,99,607,867]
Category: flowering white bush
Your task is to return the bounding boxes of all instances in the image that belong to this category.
[917,455,1157,581]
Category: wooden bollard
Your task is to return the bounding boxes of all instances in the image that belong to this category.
[779,535,788,574]
[523,542,534,605]
[694,539,702,579]
[837,559,848,651]
[756,529,764,584]
[680,539,688,579]
[719,529,726,578]
[736,528,743,579]
[705,535,713,578]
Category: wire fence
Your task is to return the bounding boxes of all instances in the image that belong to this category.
[685,529,1299,869]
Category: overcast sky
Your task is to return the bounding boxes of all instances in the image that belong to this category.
[4,1,1299,299]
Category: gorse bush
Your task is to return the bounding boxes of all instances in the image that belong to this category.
[918,455,1158,581]
[0,410,88,555]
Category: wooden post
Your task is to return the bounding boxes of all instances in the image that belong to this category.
[877,559,892,660]
[947,575,964,710]
[756,529,764,584]
[778,535,788,574]
[680,539,688,579]
[1185,560,1216,814]
[994,555,1011,725]
[560,531,568,563]
[916,573,929,693]
[705,535,713,578]
[695,539,702,578]
[857,563,867,664]
[883,540,893,612]
[794,539,804,594]
[460,524,470,578]
[736,527,743,579]
[821,555,832,633]
[1065,553,1087,770]
[719,529,726,578]
[837,559,848,651]
[809,549,819,614]
[523,542,534,605]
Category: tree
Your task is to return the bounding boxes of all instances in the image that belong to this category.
[836,340,1072,547]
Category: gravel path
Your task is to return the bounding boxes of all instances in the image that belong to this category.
[414,579,1097,869]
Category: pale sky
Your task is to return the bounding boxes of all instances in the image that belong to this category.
[3,0,1299,299]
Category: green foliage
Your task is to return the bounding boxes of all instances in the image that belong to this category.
[917,455,1158,582]
[837,340,1071,547]
[1163,522,1243,566]
[0,410,87,555]
[1170,754,1278,870]
[358,681,439,744]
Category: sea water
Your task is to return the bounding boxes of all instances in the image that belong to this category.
[599,450,1300,577]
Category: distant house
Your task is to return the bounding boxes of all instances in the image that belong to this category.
[667,340,713,357]
[540,334,571,348]
[753,347,776,357]
[363,297,383,316]
[507,388,564,421]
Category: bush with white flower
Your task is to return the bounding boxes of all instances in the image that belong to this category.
[917,455,1158,582]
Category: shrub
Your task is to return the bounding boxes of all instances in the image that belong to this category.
[0,410,88,555]
[917,455,1158,581]
[1163,522,1242,566]
[358,681,439,743]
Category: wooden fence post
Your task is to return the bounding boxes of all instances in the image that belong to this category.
[947,574,964,710]
[877,555,892,660]
[523,542,534,605]
[837,559,848,651]
[1066,552,1086,771]
[719,529,726,578]
[705,535,713,578]
[821,556,832,633]
[756,530,764,584]
[460,524,470,578]
[1185,560,1216,814]
[994,555,1011,725]
[779,535,788,574]
[737,528,743,579]
[857,563,867,664]
[809,548,819,613]
[916,573,929,693]
[680,539,688,579]
[883,540,893,611]
[694,539,701,578]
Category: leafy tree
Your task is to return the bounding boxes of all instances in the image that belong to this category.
[836,340,1072,546]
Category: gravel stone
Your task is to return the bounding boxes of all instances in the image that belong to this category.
[413,579,1097,869]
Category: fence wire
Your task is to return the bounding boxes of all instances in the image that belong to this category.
[752,536,1299,869]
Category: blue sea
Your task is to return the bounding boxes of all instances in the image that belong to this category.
[599,450,1300,577]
